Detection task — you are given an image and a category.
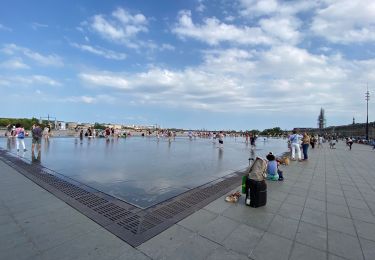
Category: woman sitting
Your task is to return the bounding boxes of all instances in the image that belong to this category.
[266,152,284,181]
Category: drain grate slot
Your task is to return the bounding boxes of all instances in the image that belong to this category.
[76,194,108,208]
[117,215,141,234]
[139,214,164,232]
[94,203,133,221]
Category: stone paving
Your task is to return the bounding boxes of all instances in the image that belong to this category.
[1,141,375,259]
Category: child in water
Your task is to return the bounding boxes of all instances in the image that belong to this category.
[266,152,284,181]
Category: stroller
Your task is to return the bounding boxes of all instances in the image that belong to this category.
[244,157,267,208]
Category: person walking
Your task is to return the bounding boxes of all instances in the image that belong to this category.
[15,123,26,152]
[347,137,353,150]
[301,132,310,160]
[289,130,302,161]
[317,135,324,148]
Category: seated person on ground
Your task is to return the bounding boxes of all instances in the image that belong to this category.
[266,152,284,181]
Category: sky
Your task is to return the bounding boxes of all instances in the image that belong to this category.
[0,0,374,131]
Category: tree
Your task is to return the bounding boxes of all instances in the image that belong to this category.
[93,122,106,130]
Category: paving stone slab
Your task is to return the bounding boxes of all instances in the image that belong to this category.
[327,230,364,260]
[206,246,249,260]
[243,211,275,231]
[203,196,232,214]
[267,214,299,239]
[198,215,239,243]
[249,232,293,260]
[39,228,136,260]
[301,207,327,228]
[138,225,220,260]
[296,221,327,251]
[327,202,351,218]
[0,242,40,260]
[222,224,264,256]
[178,209,218,233]
[359,237,375,260]
[327,213,357,236]
[349,207,375,224]
[305,197,326,212]
[346,198,370,210]
[289,242,327,260]
[354,219,375,241]
[277,202,304,220]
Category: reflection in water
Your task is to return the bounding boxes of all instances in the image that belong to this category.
[7,138,11,150]
[218,148,223,160]
[0,137,288,208]
[31,149,41,164]
[44,138,50,153]
[250,148,255,158]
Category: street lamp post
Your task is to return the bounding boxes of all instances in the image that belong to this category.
[365,84,370,141]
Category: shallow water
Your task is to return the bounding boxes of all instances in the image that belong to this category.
[1,136,288,208]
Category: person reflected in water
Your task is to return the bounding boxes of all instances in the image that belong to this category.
[218,147,223,160]
[31,149,41,164]
[6,137,11,150]
[250,147,255,158]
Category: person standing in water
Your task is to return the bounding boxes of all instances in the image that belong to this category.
[218,131,224,148]
[15,123,26,152]
[31,123,42,152]
[250,134,256,150]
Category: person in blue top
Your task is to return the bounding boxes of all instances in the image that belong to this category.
[289,130,302,161]
[266,152,284,181]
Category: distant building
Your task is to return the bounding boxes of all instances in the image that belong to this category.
[57,121,66,130]
[317,108,326,130]
[66,122,78,130]
[105,124,122,129]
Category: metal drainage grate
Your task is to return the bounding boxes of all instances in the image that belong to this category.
[0,148,244,247]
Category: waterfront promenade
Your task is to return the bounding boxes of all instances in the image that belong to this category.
[1,142,375,259]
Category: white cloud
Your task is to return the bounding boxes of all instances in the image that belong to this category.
[160,43,175,51]
[79,72,130,89]
[311,0,375,43]
[259,15,301,44]
[78,46,372,115]
[0,23,12,32]
[239,0,318,17]
[0,75,61,87]
[196,0,206,12]
[1,43,63,67]
[63,94,115,104]
[89,7,148,48]
[0,58,29,69]
[71,42,127,60]
[239,0,279,17]
[31,22,48,30]
[172,10,273,46]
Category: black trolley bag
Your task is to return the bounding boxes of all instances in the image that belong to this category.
[245,157,267,208]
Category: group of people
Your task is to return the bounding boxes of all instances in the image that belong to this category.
[288,130,311,161]
[4,123,44,153]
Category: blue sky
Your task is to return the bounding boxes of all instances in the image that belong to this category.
[0,0,374,130]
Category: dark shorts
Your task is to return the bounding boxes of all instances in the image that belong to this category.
[32,137,41,144]
[219,140,223,144]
